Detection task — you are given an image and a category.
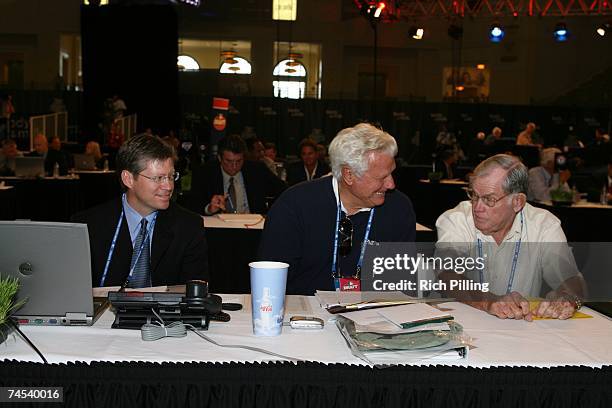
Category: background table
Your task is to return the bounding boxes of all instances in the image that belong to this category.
[531,200,612,242]
[1,296,611,407]
[204,216,437,294]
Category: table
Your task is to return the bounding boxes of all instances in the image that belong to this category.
[0,176,81,221]
[203,216,436,294]
[1,296,611,407]
[72,170,120,212]
[531,200,612,242]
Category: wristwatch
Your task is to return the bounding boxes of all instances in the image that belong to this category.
[562,292,583,311]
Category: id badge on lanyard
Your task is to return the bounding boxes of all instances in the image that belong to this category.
[334,277,361,292]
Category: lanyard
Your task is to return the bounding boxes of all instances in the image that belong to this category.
[477,211,524,294]
[99,207,155,287]
[331,203,375,279]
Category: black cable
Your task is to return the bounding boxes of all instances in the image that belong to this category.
[8,319,48,364]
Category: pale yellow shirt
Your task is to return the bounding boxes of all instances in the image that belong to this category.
[435,201,580,297]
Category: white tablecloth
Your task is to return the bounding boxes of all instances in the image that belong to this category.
[3,296,612,368]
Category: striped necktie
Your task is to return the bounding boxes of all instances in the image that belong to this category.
[128,218,151,288]
[228,176,237,213]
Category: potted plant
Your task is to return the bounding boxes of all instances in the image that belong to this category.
[550,188,574,206]
[0,275,26,344]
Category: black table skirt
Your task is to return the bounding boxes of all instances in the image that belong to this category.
[1,361,610,408]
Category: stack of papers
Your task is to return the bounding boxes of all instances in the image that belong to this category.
[314,290,451,314]
[339,303,453,334]
[216,213,263,224]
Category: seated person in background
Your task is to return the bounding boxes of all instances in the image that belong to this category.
[287,138,331,186]
[484,127,502,146]
[436,154,585,320]
[247,137,278,176]
[85,140,105,169]
[527,147,571,202]
[0,138,23,176]
[258,123,416,295]
[434,148,458,179]
[26,133,69,176]
[516,122,542,147]
[192,134,286,215]
[71,134,208,288]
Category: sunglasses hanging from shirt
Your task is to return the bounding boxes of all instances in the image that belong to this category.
[332,202,375,292]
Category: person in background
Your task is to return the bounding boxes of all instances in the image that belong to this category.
[71,134,208,287]
[286,138,331,186]
[0,138,22,176]
[527,147,571,202]
[192,135,286,215]
[516,122,541,147]
[485,127,502,146]
[246,137,278,176]
[434,148,458,179]
[466,131,486,165]
[26,134,68,176]
[85,140,105,169]
[436,154,585,321]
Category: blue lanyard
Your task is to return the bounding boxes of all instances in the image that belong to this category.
[331,203,375,279]
[99,208,155,287]
[477,211,524,294]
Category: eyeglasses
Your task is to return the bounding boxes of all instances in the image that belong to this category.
[138,172,180,184]
[338,216,353,257]
[466,189,511,207]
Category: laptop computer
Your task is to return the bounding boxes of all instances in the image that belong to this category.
[14,157,45,177]
[0,221,104,326]
[73,153,97,170]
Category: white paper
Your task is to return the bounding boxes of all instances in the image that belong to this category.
[376,303,452,326]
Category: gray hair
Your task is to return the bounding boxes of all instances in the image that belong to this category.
[329,123,397,180]
[540,147,561,166]
[470,154,528,194]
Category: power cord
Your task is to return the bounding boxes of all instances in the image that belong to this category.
[8,319,48,364]
[141,309,301,362]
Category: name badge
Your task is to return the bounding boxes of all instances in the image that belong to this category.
[334,277,361,292]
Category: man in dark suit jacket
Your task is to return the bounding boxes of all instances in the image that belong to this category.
[191,134,286,215]
[71,134,208,287]
[286,138,331,186]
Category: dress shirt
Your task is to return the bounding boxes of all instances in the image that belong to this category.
[332,176,371,214]
[527,166,570,202]
[221,169,250,213]
[122,194,157,250]
[435,201,580,297]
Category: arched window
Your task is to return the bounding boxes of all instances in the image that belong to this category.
[219,56,252,75]
[273,58,306,99]
[177,55,200,71]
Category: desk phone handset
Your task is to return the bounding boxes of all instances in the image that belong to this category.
[108,280,228,329]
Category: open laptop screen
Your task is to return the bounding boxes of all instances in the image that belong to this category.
[0,221,96,325]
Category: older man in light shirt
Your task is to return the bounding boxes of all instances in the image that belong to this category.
[435,154,585,321]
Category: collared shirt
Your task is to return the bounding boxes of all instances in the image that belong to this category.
[435,201,580,297]
[122,194,157,250]
[528,166,570,202]
[303,163,318,181]
[331,176,371,215]
[221,169,250,213]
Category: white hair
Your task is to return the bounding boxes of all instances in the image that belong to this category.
[329,123,397,180]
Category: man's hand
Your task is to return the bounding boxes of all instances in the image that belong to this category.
[485,291,532,321]
[208,194,227,214]
[533,292,576,320]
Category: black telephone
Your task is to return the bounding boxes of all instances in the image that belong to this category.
[108,280,228,330]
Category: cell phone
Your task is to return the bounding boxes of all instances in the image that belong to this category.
[289,316,324,329]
